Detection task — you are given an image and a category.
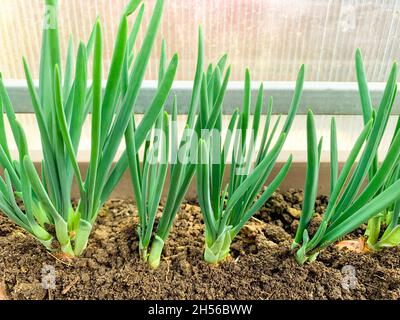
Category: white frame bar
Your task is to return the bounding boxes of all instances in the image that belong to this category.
[4,80,392,115]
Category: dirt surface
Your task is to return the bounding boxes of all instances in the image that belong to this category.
[0,189,399,300]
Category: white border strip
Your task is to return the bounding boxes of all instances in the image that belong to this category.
[3,80,391,114]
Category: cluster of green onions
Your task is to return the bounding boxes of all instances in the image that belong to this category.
[1,0,400,269]
[293,50,400,264]
[0,0,176,257]
[196,67,304,264]
[128,26,234,269]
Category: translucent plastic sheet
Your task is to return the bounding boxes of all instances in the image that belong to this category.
[0,0,399,81]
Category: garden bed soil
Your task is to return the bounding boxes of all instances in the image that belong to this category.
[0,189,399,300]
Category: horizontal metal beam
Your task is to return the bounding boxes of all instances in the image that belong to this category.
[3,80,393,115]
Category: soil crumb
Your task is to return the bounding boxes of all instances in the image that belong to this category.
[0,189,399,300]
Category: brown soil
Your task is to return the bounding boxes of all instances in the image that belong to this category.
[0,189,399,300]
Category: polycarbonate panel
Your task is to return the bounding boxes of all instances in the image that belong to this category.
[0,0,399,81]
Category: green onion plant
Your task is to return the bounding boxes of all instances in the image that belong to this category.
[127,28,234,269]
[355,49,400,250]
[0,0,177,257]
[197,66,305,264]
[293,54,400,263]
[124,37,171,262]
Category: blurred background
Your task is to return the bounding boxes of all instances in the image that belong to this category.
[0,0,399,82]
